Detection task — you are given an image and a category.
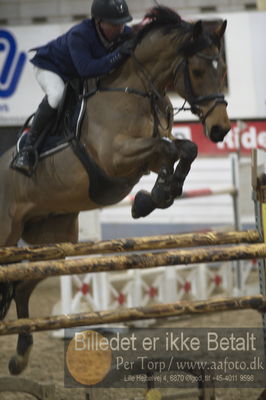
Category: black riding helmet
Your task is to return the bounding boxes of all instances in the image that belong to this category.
[91,0,133,25]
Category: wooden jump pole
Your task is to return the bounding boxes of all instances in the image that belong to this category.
[0,229,260,264]
[0,295,265,336]
[0,242,266,283]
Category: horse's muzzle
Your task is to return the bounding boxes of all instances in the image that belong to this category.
[209,125,230,143]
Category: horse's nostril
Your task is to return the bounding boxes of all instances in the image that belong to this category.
[210,126,228,143]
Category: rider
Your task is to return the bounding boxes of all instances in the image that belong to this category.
[12,0,134,176]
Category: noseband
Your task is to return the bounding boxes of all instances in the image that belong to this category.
[174,47,227,123]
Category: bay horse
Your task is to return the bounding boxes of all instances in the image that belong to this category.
[0,7,230,374]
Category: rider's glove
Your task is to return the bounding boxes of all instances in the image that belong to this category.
[118,38,136,56]
[109,38,136,66]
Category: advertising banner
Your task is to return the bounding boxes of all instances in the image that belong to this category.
[0,24,70,126]
[173,120,266,156]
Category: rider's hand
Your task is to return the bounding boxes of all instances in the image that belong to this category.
[118,38,136,56]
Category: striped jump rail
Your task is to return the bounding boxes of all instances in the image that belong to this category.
[0,242,265,283]
[0,295,265,335]
[0,229,260,264]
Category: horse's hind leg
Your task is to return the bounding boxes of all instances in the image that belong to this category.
[9,279,41,375]
[0,212,36,375]
[22,212,79,244]
[0,213,23,320]
[0,211,22,247]
[8,213,79,375]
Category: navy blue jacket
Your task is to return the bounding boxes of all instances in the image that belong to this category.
[30,19,131,81]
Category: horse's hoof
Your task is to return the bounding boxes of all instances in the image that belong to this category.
[131,190,156,219]
[8,354,28,375]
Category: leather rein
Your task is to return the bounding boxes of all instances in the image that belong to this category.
[81,58,169,138]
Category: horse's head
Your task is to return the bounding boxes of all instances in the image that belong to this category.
[174,19,231,142]
[125,7,230,142]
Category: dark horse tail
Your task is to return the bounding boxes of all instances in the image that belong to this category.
[0,282,14,319]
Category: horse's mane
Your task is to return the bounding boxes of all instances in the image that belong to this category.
[131,6,224,57]
[133,6,191,44]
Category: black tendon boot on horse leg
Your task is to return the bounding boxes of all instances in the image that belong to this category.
[11,96,56,177]
[132,168,175,219]
[132,140,198,219]
[170,139,198,199]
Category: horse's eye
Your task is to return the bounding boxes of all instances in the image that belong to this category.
[192,69,204,78]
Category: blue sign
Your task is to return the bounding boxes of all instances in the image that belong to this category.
[0,29,27,98]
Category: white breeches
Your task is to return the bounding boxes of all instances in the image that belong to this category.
[33,66,65,109]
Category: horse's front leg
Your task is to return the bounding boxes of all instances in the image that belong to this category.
[151,139,198,205]
[132,167,174,219]
[111,136,161,176]
[170,139,198,198]
[132,139,180,219]
[132,139,198,218]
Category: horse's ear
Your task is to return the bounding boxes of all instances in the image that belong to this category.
[215,20,227,39]
[193,20,203,41]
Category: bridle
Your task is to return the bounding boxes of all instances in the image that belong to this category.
[127,35,228,126]
[82,33,227,135]
[173,46,227,124]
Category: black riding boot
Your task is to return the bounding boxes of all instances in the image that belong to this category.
[12,96,56,176]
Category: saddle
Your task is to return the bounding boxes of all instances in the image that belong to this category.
[16,78,93,159]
